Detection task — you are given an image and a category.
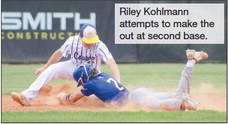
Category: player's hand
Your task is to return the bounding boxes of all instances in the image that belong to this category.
[57,93,73,105]
[35,67,46,76]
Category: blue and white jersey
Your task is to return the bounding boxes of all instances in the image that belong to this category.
[60,35,113,71]
[80,73,129,104]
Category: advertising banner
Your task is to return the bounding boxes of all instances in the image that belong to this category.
[2,0,226,63]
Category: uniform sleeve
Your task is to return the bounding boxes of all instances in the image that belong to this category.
[60,36,75,58]
[97,42,113,62]
[81,89,93,96]
[80,82,93,96]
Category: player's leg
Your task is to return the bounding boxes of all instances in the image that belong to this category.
[157,97,200,111]
[150,60,195,101]
[158,95,201,111]
[136,50,208,101]
[128,88,157,107]
[128,87,200,111]
[159,99,182,111]
[11,60,76,105]
[176,49,208,96]
[155,49,208,111]
[176,62,193,96]
[151,92,179,100]
[128,88,182,110]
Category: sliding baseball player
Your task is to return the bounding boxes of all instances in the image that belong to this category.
[11,24,120,106]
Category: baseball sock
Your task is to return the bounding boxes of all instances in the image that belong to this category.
[186,59,196,68]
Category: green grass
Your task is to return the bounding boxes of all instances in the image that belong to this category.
[2,64,70,94]
[2,110,226,122]
[1,63,227,122]
[2,63,226,94]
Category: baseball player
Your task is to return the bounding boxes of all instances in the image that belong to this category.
[58,49,208,111]
[11,24,120,106]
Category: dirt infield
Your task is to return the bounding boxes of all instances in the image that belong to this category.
[2,83,226,112]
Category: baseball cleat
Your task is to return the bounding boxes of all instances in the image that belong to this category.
[186,49,208,62]
[186,49,196,60]
[182,93,198,111]
[11,92,30,106]
[193,51,208,62]
[57,92,72,105]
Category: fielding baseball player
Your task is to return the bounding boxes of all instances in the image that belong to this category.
[58,49,208,111]
[11,24,120,106]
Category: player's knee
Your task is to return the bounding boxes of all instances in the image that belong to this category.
[47,64,62,73]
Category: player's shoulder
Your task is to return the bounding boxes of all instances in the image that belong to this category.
[95,40,109,50]
[96,40,105,46]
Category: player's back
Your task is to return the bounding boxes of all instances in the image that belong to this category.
[87,73,129,103]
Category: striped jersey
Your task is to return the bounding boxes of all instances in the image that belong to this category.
[60,35,113,71]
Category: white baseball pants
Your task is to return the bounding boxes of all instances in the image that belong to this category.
[21,60,76,101]
[127,63,193,110]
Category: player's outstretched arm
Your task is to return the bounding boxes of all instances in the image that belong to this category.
[105,58,121,82]
[69,92,85,102]
[35,49,63,76]
[58,92,85,104]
